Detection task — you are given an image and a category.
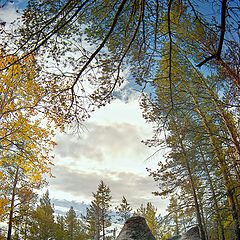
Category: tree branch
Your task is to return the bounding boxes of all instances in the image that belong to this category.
[196,0,227,67]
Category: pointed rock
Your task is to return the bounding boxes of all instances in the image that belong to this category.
[116,216,156,240]
[181,226,201,240]
[168,226,201,240]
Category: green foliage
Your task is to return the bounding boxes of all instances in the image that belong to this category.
[29,191,55,240]
[115,196,132,222]
[136,202,161,238]
[64,206,86,240]
[0,0,239,239]
[55,215,67,240]
[141,5,240,237]
[85,180,112,240]
[3,0,237,126]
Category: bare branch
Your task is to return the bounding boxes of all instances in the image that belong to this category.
[196,0,227,67]
[0,0,91,72]
[69,0,128,92]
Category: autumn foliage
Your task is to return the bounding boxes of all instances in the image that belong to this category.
[0,50,56,237]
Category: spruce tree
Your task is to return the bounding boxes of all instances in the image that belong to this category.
[85,203,99,239]
[29,191,55,240]
[86,181,112,240]
[65,207,78,240]
[55,215,66,240]
[115,196,132,222]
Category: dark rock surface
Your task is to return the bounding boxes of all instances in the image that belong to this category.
[181,226,201,240]
[167,235,182,240]
[116,216,156,240]
[168,226,201,240]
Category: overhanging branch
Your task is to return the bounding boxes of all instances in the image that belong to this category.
[196,0,227,67]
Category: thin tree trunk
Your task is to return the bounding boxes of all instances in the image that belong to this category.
[198,196,208,240]
[179,138,207,240]
[175,213,180,235]
[7,166,19,240]
[102,210,105,240]
[199,147,226,240]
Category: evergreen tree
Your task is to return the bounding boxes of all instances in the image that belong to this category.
[55,215,66,240]
[115,196,132,222]
[29,191,55,240]
[95,181,112,240]
[85,203,99,239]
[65,207,78,240]
[86,181,112,240]
[136,202,161,238]
[55,208,87,240]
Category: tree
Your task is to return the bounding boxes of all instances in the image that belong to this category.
[85,203,99,239]
[1,1,239,238]
[64,206,86,240]
[115,196,132,222]
[86,181,112,240]
[29,191,55,240]
[136,202,161,238]
[94,181,112,240]
[65,207,78,240]
[143,25,240,238]
[55,215,67,240]
[0,50,56,239]
[0,0,238,125]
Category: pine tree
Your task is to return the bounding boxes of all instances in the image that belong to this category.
[115,196,132,223]
[136,202,160,238]
[29,191,55,240]
[65,207,78,240]
[86,181,112,240]
[95,181,112,240]
[85,203,100,239]
[55,215,66,240]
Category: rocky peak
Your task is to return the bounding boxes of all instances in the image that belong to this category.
[116,216,156,240]
[181,226,201,240]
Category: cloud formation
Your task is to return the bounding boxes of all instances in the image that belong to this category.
[49,165,167,212]
[55,122,149,163]
[50,98,166,213]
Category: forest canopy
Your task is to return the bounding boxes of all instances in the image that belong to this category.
[0,0,239,123]
[0,0,239,239]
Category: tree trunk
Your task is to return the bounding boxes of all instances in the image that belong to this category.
[179,139,207,240]
[102,211,105,240]
[7,166,19,240]
[199,147,226,240]
[198,196,208,240]
[175,213,180,235]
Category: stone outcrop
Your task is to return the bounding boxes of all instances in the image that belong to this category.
[167,236,181,240]
[116,216,156,240]
[181,226,201,240]
[167,226,201,240]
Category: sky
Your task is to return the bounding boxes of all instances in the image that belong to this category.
[0,0,170,215]
[48,94,169,214]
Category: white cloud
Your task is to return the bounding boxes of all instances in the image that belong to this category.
[0,3,20,24]
[49,97,167,214]
[49,165,168,213]
[55,122,149,164]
